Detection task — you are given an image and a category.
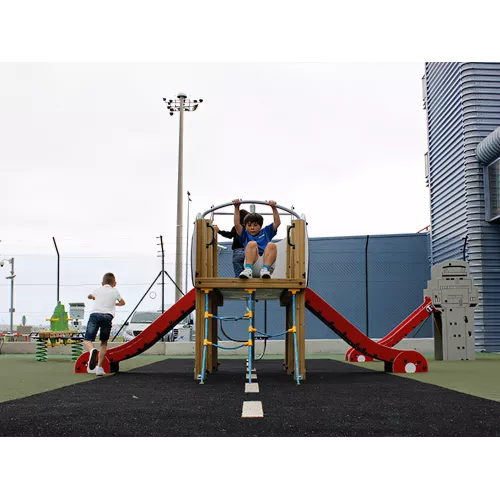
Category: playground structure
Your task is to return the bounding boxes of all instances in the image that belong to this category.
[36,301,83,362]
[424,260,478,361]
[345,260,478,363]
[73,200,481,382]
[34,238,84,362]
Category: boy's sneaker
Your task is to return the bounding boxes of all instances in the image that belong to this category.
[96,366,106,376]
[87,348,98,372]
[260,268,271,279]
[239,267,253,279]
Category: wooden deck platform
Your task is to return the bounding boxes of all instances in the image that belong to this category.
[194,278,306,300]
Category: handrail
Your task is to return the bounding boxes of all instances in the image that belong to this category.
[200,200,303,220]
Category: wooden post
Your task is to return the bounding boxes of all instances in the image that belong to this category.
[295,289,306,380]
[194,219,220,380]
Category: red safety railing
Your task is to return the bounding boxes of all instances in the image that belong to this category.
[305,288,428,373]
[345,296,435,362]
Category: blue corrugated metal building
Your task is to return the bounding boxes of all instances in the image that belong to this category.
[216,233,432,341]
[423,62,500,350]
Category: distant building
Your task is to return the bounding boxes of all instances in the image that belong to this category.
[69,302,85,320]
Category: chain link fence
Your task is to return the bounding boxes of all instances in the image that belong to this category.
[1,234,432,341]
[215,233,432,341]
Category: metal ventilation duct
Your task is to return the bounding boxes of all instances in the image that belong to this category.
[477,126,500,165]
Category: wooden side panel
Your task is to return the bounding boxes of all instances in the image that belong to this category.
[195,219,207,280]
[293,220,306,281]
[286,224,295,279]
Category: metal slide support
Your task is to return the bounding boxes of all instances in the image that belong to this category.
[199,289,211,384]
[246,289,256,383]
[290,290,301,385]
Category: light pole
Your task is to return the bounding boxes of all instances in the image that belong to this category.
[1,257,15,335]
[163,93,202,302]
[185,190,192,294]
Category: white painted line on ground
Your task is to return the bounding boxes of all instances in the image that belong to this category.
[242,401,264,418]
[245,383,259,393]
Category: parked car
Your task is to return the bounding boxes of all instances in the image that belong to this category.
[122,309,194,343]
[123,310,164,342]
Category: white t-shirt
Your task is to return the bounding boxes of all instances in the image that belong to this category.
[90,284,122,318]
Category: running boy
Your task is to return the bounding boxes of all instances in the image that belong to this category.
[84,272,125,375]
[233,199,281,279]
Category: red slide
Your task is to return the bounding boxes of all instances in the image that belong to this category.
[74,289,196,374]
[305,288,428,373]
[345,296,435,362]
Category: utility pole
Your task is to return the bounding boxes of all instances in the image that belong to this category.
[163,93,203,302]
[157,235,165,313]
[185,190,192,293]
[1,257,15,335]
[52,237,60,303]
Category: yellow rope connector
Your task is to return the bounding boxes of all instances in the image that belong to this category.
[288,326,297,333]
[201,288,213,294]
[203,339,213,346]
[245,289,256,294]
[244,340,253,347]
[248,326,257,333]
[204,312,213,319]
[288,289,300,294]
[244,311,253,318]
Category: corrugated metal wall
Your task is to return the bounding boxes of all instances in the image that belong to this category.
[216,233,432,341]
[424,62,500,351]
[424,62,467,264]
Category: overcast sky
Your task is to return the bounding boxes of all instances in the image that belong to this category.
[1,62,430,324]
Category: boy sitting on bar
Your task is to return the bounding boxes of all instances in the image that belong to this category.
[233,199,281,279]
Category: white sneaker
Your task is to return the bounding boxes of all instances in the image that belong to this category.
[96,366,106,376]
[87,348,98,373]
[239,267,253,279]
[260,268,271,279]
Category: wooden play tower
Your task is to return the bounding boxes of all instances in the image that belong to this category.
[192,200,308,384]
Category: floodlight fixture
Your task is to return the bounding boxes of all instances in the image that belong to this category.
[163,93,203,302]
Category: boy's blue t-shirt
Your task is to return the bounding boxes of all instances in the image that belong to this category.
[239,224,277,256]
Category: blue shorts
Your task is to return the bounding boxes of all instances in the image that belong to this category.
[85,313,113,342]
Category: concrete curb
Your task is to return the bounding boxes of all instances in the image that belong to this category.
[0,338,433,356]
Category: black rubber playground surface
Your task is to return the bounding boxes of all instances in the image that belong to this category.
[2,358,500,437]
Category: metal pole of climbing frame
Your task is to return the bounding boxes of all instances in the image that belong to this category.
[292,291,300,385]
[247,289,255,383]
[200,290,210,384]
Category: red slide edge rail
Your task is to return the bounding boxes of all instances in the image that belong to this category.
[305,287,428,373]
[345,296,435,362]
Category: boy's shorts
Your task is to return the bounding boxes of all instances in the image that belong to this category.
[84,312,113,342]
[246,255,275,278]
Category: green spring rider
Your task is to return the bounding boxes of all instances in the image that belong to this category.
[36,301,80,362]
